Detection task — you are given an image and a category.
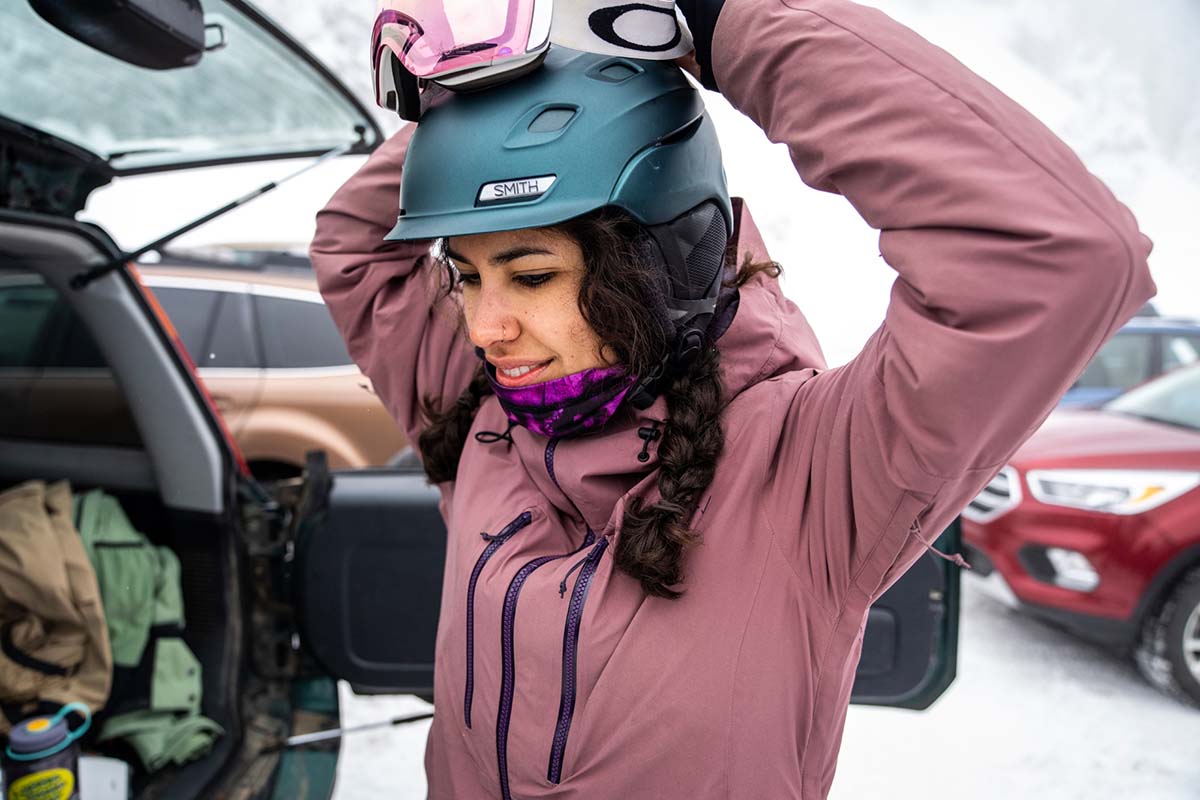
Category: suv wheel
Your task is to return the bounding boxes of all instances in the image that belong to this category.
[1135,569,1200,708]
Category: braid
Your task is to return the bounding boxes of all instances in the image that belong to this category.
[616,345,725,598]
[418,364,493,483]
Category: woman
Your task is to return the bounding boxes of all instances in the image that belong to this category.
[312,1,1154,797]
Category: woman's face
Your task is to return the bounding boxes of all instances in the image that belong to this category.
[445,227,611,388]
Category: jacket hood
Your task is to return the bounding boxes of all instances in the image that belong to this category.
[470,197,827,533]
[716,198,827,399]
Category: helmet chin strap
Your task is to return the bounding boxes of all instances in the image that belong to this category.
[627,328,706,410]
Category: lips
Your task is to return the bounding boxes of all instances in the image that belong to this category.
[491,359,553,388]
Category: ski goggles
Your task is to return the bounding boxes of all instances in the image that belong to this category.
[371,0,693,121]
[372,0,553,119]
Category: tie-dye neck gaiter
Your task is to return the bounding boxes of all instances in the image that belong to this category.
[480,355,637,439]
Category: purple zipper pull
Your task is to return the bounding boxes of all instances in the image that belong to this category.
[559,551,591,598]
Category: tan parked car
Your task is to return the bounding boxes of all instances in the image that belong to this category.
[138,256,408,478]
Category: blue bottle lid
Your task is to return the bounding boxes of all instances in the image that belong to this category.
[4,703,91,762]
[8,715,68,755]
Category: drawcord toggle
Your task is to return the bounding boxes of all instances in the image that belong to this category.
[913,519,973,570]
[636,422,662,463]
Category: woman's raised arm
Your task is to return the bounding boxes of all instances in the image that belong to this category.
[706,0,1156,604]
[310,126,478,451]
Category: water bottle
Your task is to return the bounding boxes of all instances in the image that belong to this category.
[2,703,90,800]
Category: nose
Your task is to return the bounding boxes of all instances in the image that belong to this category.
[465,282,519,350]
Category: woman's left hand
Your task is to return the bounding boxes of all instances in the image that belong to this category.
[675,49,702,81]
[675,0,726,89]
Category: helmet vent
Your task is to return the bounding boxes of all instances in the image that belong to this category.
[528,107,577,133]
[596,61,639,83]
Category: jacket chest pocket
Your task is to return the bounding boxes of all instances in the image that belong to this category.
[463,510,534,729]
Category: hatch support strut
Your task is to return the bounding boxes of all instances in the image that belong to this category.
[69,139,359,290]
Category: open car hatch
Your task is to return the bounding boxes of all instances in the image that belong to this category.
[1,0,381,217]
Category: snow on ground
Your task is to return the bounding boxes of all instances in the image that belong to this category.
[330,579,1200,799]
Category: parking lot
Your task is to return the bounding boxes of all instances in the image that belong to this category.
[332,577,1199,799]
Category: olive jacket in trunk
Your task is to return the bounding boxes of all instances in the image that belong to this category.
[310,1,1155,796]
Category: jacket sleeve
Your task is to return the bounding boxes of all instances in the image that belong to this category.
[714,0,1157,606]
[310,126,478,451]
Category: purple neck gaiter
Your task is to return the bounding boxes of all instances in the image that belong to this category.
[481,357,637,439]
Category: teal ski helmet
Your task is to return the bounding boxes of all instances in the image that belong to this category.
[388,48,733,401]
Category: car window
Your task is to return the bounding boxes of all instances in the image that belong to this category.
[1074,332,1152,390]
[0,270,141,447]
[202,292,261,369]
[148,286,222,361]
[254,295,353,369]
[0,281,57,367]
[1106,365,1200,431]
[1162,333,1200,373]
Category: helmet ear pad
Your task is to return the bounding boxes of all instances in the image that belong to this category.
[625,200,731,410]
[644,200,729,344]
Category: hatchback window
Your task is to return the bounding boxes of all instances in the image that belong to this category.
[254,295,353,369]
[1162,334,1200,373]
[1074,332,1152,391]
[0,1,378,172]
[0,270,141,446]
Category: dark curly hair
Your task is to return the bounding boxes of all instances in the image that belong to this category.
[418,209,780,598]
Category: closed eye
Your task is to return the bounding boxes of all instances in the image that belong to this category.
[450,270,554,289]
[515,273,553,288]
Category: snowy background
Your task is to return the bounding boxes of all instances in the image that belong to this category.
[85,0,1200,367]
[78,1,1200,796]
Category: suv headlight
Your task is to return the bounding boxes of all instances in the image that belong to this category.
[1026,469,1200,515]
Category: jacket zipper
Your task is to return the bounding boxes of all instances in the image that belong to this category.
[464,511,533,728]
[497,526,596,800]
[547,535,609,783]
[545,438,561,489]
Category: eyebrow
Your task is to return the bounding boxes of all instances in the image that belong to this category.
[443,244,556,266]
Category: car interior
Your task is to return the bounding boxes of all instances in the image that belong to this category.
[1,213,249,797]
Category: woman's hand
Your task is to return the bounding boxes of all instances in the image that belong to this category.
[675,0,726,90]
[675,49,702,82]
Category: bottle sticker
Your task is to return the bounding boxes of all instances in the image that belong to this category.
[8,768,75,800]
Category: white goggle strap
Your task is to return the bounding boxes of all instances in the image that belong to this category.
[551,0,694,59]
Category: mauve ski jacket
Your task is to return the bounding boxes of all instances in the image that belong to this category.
[310,1,1155,796]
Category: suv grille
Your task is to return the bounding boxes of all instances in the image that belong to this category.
[962,466,1022,523]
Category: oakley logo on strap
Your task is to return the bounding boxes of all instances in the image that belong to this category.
[588,3,682,53]
[478,175,558,204]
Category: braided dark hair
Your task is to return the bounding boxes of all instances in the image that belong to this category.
[418,209,780,598]
[616,343,724,598]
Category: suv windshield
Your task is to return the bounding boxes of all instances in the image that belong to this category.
[1105,364,1200,431]
[0,0,378,172]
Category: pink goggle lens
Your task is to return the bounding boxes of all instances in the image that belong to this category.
[371,0,539,81]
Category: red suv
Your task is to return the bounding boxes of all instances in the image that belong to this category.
[962,363,1200,707]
